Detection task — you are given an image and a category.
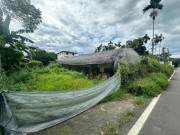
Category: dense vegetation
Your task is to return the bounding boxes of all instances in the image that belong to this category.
[104,57,174,101]
[0,57,174,98]
[0,64,98,93]
[95,34,150,56]
[173,58,180,67]
[0,0,42,73]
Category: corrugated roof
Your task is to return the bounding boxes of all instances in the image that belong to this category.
[57,48,140,65]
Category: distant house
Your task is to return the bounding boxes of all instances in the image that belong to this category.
[57,51,77,60]
[58,48,140,78]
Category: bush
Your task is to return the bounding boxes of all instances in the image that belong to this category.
[118,64,130,87]
[145,58,174,77]
[128,77,161,97]
[27,60,43,68]
[9,69,33,83]
[148,73,168,89]
[128,72,169,97]
[160,64,174,77]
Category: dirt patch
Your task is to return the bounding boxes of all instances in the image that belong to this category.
[32,100,134,135]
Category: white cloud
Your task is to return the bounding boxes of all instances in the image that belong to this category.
[10,0,180,56]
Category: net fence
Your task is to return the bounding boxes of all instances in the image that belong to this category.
[0,48,140,135]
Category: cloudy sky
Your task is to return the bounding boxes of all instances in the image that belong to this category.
[11,0,180,57]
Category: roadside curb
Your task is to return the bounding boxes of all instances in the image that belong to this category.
[168,70,176,82]
[127,70,176,135]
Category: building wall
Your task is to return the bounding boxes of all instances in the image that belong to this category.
[57,52,75,60]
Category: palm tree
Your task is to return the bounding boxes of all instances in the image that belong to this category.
[158,34,165,55]
[115,42,122,48]
[143,0,163,55]
[95,44,103,53]
[107,41,115,50]
[142,34,150,45]
[154,34,160,55]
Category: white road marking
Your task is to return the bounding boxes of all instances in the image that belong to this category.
[127,71,176,135]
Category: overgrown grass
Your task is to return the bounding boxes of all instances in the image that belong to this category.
[101,122,119,135]
[117,57,173,97]
[0,64,98,92]
[100,110,133,135]
[102,58,173,101]
[118,110,133,127]
[128,73,168,97]
[0,57,173,97]
[102,89,133,102]
[133,96,146,107]
[25,74,97,92]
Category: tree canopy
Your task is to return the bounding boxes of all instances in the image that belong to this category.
[126,38,149,56]
[0,0,42,32]
[26,48,57,66]
[0,0,42,72]
[95,41,125,53]
[95,35,150,56]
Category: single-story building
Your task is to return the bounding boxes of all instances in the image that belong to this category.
[57,48,140,78]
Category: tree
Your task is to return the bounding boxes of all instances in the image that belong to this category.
[126,38,148,56]
[94,41,123,53]
[158,34,165,55]
[95,44,103,52]
[0,0,42,32]
[154,34,160,54]
[0,0,42,74]
[142,34,150,45]
[143,0,163,55]
[173,58,180,68]
[115,42,122,48]
[27,48,57,66]
[161,47,170,62]
[107,41,116,50]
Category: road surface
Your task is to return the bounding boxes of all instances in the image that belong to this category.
[139,69,180,135]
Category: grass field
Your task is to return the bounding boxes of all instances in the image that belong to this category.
[0,64,98,92]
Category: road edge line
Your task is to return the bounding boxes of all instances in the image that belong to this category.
[127,70,176,135]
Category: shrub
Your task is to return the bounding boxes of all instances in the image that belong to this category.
[128,72,169,97]
[128,77,161,97]
[118,64,129,87]
[149,73,168,89]
[9,69,33,83]
[27,60,43,68]
[48,62,61,68]
[146,58,174,77]
[160,64,174,77]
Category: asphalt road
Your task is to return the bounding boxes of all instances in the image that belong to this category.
[139,69,180,135]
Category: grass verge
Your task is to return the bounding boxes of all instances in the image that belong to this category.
[118,110,133,127]
[133,96,147,107]
[128,73,168,97]
[101,122,119,135]
[100,110,134,135]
